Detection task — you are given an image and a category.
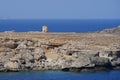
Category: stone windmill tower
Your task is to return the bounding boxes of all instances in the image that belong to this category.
[42,25,48,33]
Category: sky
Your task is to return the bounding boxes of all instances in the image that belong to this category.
[0,0,120,19]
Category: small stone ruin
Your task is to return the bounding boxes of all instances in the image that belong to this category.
[42,26,48,33]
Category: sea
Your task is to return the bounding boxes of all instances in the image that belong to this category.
[0,70,120,80]
[0,19,120,80]
[0,19,120,32]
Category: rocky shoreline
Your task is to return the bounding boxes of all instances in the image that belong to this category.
[0,30,120,72]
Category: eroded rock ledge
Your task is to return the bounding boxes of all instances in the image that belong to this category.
[0,32,120,72]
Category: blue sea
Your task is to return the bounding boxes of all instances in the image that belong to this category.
[0,19,120,32]
[0,19,120,80]
[0,70,120,80]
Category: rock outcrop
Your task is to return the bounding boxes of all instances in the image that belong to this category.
[0,32,120,72]
[98,25,120,35]
[4,61,20,71]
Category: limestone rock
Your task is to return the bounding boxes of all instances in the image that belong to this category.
[4,61,20,70]
[0,32,120,72]
[90,57,110,66]
[17,42,27,49]
[34,48,46,60]
[22,52,34,63]
[111,58,120,66]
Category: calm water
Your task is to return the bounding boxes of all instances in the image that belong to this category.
[0,19,120,32]
[0,70,120,80]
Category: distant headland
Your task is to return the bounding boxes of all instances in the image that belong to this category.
[0,26,120,72]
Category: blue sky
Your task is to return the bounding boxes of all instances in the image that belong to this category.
[0,0,120,19]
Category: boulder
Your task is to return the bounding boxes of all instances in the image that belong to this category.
[112,51,120,58]
[90,57,110,66]
[0,62,4,71]
[17,42,27,49]
[99,51,112,58]
[62,53,91,68]
[19,49,34,63]
[27,41,34,46]
[34,48,46,60]
[111,58,120,66]
[4,43,18,49]
[22,52,34,63]
[4,61,20,70]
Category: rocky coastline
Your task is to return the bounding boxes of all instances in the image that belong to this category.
[0,28,120,72]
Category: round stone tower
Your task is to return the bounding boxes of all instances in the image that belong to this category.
[42,25,48,32]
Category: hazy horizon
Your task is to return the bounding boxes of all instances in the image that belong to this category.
[0,18,120,20]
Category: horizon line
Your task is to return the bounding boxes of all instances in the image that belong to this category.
[0,18,120,20]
